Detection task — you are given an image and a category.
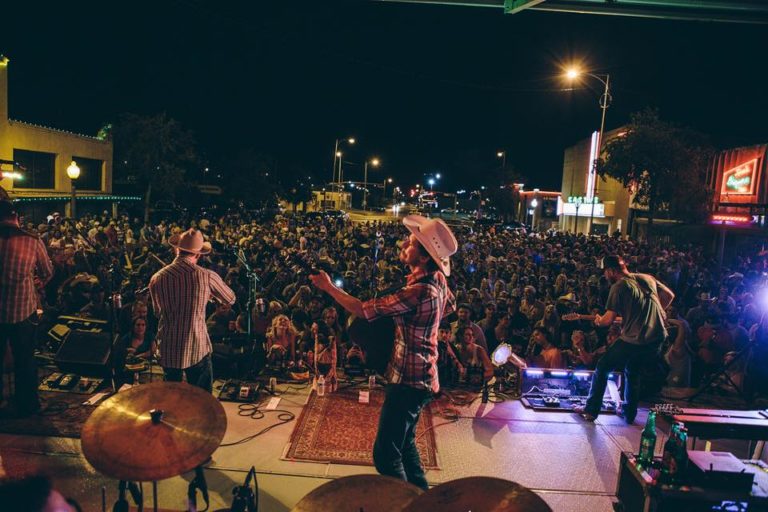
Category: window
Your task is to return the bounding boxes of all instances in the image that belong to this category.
[71,156,103,191]
[13,149,55,189]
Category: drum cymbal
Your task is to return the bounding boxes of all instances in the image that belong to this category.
[291,474,423,512]
[402,477,552,512]
[81,382,226,481]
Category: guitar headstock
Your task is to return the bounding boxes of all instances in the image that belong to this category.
[561,313,582,322]
[286,251,321,275]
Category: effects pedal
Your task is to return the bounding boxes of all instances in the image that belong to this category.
[218,380,261,402]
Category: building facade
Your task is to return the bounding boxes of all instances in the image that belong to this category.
[559,128,632,235]
[0,55,118,220]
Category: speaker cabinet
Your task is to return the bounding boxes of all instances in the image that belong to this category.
[54,330,112,377]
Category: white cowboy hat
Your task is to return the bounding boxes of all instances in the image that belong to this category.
[168,228,212,255]
[402,215,458,276]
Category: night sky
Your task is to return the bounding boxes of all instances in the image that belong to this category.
[4,0,768,192]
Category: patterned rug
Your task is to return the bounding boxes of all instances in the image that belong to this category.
[0,392,94,438]
[284,387,439,468]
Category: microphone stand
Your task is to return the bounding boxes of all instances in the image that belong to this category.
[234,249,263,378]
[108,264,122,393]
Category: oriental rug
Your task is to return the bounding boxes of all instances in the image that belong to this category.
[284,387,439,468]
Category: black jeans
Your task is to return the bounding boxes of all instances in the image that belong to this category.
[373,384,433,490]
[164,354,213,393]
[585,339,659,419]
[0,314,40,413]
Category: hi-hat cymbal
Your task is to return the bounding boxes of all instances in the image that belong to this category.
[291,474,423,512]
[81,381,226,481]
[402,476,552,512]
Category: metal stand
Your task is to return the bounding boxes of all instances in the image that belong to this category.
[687,341,754,404]
[112,480,142,512]
[235,249,263,378]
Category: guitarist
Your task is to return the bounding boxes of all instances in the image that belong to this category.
[575,255,674,424]
[310,215,457,490]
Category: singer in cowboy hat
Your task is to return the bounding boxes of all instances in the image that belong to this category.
[310,215,457,489]
[149,228,235,392]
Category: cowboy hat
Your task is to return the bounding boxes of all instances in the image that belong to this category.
[402,215,458,276]
[168,228,212,255]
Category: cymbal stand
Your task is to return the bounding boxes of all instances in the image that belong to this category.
[113,479,143,512]
[187,465,210,512]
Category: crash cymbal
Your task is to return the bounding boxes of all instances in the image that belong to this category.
[81,382,226,481]
[402,476,552,512]
[291,474,423,512]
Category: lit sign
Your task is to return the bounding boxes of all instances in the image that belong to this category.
[558,200,605,218]
[708,214,760,227]
[567,196,600,204]
[721,159,758,196]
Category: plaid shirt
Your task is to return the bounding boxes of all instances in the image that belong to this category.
[362,268,456,393]
[0,223,54,324]
[150,257,236,369]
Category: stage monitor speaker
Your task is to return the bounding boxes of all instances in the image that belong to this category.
[54,330,112,377]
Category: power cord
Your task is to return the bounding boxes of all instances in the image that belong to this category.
[219,399,296,447]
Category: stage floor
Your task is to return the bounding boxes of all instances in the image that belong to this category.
[0,379,761,511]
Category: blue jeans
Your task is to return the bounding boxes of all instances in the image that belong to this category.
[373,384,433,490]
[585,339,659,419]
[0,314,40,413]
[164,354,213,393]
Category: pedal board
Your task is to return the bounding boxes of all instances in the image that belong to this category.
[218,380,261,402]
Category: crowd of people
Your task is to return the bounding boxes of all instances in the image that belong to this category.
[9,205,768,400]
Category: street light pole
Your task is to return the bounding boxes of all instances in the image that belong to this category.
[332,137,355,191]
[362,158,379,211]
[66,160,80,218]
[497,151,506,172]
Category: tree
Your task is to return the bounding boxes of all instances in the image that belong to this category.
[600,109,713,236]
[219,149,278,209]
[487,165,527,222]
[112,113,198,221]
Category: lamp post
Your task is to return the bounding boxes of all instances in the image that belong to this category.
[497,150,506,172]
[66,160,80,218]
[363,157,380,211]
[382,177,393,206]
[530,197,538,231]
[565,67,611,235]
[332,137,355,191]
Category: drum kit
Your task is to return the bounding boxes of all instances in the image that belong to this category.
[81,381,226,511]
[82,382,550,512]
[290,475,552,512]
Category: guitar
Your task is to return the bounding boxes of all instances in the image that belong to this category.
[288,251,396,374]
[561,313,597,322]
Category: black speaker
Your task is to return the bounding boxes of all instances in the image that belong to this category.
[54,330,112,377]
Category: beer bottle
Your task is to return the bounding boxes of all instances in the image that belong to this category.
[638,411,657,467]
[674,426,689,484]
[661,423,681,482]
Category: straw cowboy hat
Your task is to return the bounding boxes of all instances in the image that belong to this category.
[402,215,458,276]
[168,228,212,255]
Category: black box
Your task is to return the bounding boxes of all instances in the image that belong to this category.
[688,451,754,494]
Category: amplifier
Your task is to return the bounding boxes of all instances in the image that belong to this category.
[520,368,620,413]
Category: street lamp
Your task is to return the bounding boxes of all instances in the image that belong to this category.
[332,137,355,191]
[530,198,538,231]
[497,151,506,171]
[383,177,393,205]
[363,157,380,211]
[428,177,436,191]
[565,66,611,234]
[66,160,80,218]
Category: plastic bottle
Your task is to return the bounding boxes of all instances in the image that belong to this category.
[638,411,657,467]
[317,375,326,397]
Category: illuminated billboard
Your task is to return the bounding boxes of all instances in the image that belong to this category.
[721,158,758,196]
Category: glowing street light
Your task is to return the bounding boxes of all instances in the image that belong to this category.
[363,157,380,210]
[66,160,81,218]
[563,65,611,234]
[333,137,356,190]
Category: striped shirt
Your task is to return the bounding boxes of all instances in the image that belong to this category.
[149,256,236,369]
[362,268,456,393]
[0,223,54,324]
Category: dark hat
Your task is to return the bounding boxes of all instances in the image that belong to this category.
[601,255,625,270]
[457,303,472,312]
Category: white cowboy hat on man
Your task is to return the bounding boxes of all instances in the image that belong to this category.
[402,215,458,276]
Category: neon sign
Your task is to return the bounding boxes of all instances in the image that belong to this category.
[721,158,758,196]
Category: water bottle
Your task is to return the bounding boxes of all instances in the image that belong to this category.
[317,375,326,397]
[638,411,657,467]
